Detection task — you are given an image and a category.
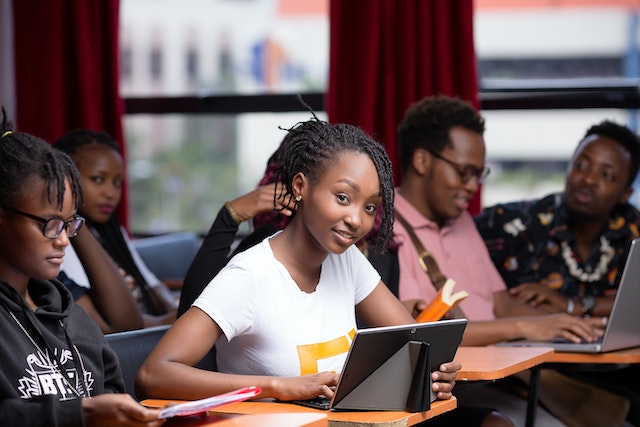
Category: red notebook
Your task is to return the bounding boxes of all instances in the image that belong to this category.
[158,386,261,418]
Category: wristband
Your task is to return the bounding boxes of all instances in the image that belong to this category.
[224,202,245,225]
[566,298,575,315]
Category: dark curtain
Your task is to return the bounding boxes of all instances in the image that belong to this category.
[12,0,129,228]
[327,0,481,214]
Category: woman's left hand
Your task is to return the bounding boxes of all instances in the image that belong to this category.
[430,360,461,400]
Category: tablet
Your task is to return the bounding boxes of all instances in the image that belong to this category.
[294,318,467,412]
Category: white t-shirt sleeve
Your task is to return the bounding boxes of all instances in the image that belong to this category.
[346,245,381,304]
[193,261,257,341]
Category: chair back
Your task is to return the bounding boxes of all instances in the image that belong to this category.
[105,325,170,399]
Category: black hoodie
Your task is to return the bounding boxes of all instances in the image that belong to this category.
[0,278,124,427]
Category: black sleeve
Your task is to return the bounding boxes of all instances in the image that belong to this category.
[178,207,239,316]
[179,206,281,316]
[0,395,84,427]
[367,249,399,297]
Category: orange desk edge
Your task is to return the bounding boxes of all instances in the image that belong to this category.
[548,346,640,364]
[142,397,457,427]
[455,345,555,381]
[163,412,327,427]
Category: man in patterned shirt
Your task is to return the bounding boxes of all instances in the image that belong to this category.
[475,120,640,318]
[475,120,640,425]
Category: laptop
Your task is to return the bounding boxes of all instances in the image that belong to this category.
[498,237,640,353]
[290,318,467,411]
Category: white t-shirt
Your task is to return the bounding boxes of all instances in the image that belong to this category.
[61,225,161,289]
[193,234,380,377]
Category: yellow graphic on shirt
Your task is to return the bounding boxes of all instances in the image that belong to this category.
[297,329,356,375]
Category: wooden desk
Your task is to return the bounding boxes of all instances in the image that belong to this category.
[149,347,552,427]
[548,346,640,365]
[525,346,640,427]
[142,398,457,427]
[455,346,555,381]
[163,412,327,427]
[455,346,556,427]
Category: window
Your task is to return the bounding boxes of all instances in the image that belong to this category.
[120,0,329,233]
[474,0,640,207]
[121,0,640,234]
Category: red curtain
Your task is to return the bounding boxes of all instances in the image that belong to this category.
[327,0,481,214]
[12,0,129,228]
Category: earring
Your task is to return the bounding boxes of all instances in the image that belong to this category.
[295,195,302,202]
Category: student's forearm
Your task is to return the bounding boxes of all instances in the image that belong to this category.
[72,227,144,331]
[460,319,524,346]
[571,295,614,317]
[493,289,547,318]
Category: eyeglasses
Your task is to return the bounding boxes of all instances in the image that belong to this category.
[6,207,85,239]
[427,149,491,184]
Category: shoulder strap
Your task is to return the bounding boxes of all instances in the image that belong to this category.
[394,211,447,290]
[394,210,465,319]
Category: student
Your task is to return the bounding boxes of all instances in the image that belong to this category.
[58,219,145,333]
[54,129,178,327]
[0,112,163,426]
[474,120,640,318]
[178,137,296,317]
[394,95,603,345]
[392,95,619,426]
[176,121,515,426]
[136,118,461,407]
[474,120,640,426]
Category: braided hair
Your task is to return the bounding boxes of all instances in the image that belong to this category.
[275,117,395,250]
[54,129,164,316]
[0,108,83,212]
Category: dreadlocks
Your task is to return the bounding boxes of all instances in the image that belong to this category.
[0,108,83,211]
[275,117,395,250]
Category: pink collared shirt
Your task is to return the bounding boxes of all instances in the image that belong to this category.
[394,193,506,321]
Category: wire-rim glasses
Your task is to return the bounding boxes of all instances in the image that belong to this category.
[427,149,491,184]
[6,207,85,239]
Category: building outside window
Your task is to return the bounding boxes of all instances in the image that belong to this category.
[120,0,640,234]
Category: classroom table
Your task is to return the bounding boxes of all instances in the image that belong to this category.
[144,346,557,427]
[547,346,640,365]
[162,411,328,427]
[455,345,556,427]
[142,397,458,427]
[455,346,555,381]
[527,346,640,427]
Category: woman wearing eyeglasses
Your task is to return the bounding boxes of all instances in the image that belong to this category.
[0,111,164,426]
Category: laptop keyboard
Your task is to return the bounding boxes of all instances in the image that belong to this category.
[552,336,603,344]
[289,396,331,410]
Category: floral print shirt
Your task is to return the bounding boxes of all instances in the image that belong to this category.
[473,193,640,298]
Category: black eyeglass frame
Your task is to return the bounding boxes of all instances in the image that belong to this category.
[426,149,491,184]
[6,207,85,239]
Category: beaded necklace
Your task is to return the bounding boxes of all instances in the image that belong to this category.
[560,236,614,283]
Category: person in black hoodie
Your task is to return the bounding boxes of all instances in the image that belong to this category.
[0,109,164,427]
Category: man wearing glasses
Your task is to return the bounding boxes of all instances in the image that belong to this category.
[391,96,609,427]
[394,95,520,324]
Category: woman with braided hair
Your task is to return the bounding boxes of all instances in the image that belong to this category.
[0,109,164,426]
[136,117,461,407]
[54,129,178,328]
